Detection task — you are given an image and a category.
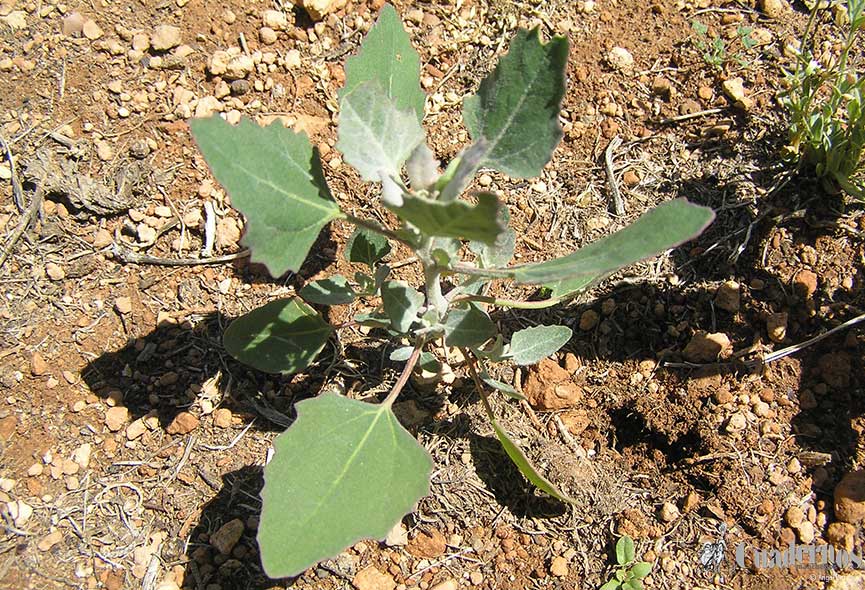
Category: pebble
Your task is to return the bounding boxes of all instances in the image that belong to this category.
[622,170,640,186]
[262,9,288,30]
[137,223,157,243]
[683,491,701,513]
[786,457,801,474]
[407,529,447,559]
[658,502,680,522]
[151,25,181,51]
[785,506,804,527]
[126,419,147,440]
[259,27,278,45]
[384,522,408,547]
[82,19,103,40]
[215,217,241,249]
[478,173,493,187]
[95,140,114,161]
[194,95,223,118]
[826,522,856,551]
[725,412,747,432]
[795,520,815,544]
[430,581,457,590]
[353,565,395,590]
[45,262,65,281]
[27,463,43,476]
[607,47,634,72]
[766,312,787,343]
[211,518,244,554]
[579,309,599,331]
[8,499,33,526]
[759,0,788,18]
[834,469,865,525]
[213,408,232,428]
[524,358,582,410]
[166,412,199,435]
[469,571,484,585]
[105,407,129,431]
[793,269,818,299]
[683,331,732,362]
[114,297,132,314]
[714,280,740,313]
[62,12,85,36]
[550,556,568,577]
[72,443,91,469]
[721,77,752,109]
[30,351,49,376]
[38,530,63,551]
[131,33,150,52]
[299,0,347,20]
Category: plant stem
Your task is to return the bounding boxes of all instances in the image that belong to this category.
[343,213,415,248]
[450,262,512,279]
[450,294,563,310]
[462,349,495,417]
[382,345,422,408]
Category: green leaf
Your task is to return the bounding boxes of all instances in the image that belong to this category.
[480,371,525,400]
[381,280,424,332]
[480,400,573,503]
[345,227,391,269]
[299,275,356,305]
[354,310,391,328]
[462,29,568,178]
[258,391,432,577]
[337,81,425,182]
[513,199,715,285]
[340,3,425,123]
[508,325,572,366]
[389,192,505,245]
[599,580,621,590]
[407,143,439,190]
[616,536,635,565]
[437,140,490,201]
[224,298,332,374]
[190,117,341,276]
[623,580,643,590]
[389,346,414,361]
[630,562,652,579]
[469,205,515,267]
[443,303,497,347]
[418,351,442,373]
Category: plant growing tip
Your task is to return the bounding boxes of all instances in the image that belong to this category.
[190,3,714,579]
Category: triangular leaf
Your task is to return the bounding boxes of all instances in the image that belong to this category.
[389,192,505,245]
[469,205,515,267]
[508,325,572,366]
[443,303,497,347]
[345,227,391,269]
[299,275,356,305]
[337,81,425,182]
[340,3,425,123]
[513,199,715,284]
[190,117,342,276]
[616,536,635,565]
[259,391,432,577]
[224,298,332,374]
[462,29,568,178]
[381,280,424,333]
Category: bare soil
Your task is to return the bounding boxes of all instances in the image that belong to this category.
[0,0,863,589]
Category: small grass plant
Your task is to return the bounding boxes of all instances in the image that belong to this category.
[691,20,757,71]
[780,0,865,198]
[191,5,714,578]
[599,535,653,590]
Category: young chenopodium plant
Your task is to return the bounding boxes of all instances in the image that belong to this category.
[600,535,653,590]
[780,0,865,199]
[191,5,714,578]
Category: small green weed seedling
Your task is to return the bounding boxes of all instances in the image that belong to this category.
[691,21,757,71]
[191,5,714,578]
[780,0,865,199]
[600,535,653,590]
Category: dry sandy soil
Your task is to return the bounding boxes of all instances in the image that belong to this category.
[0,0,864,589]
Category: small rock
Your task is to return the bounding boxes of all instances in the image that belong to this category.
[793,269,818,299]
[38,530,63,551]
[550,556,568,577]
[210,518,244,554]
[125,419,147,440]
[384,522,408,547]
[27,463,43,477]
[194,95,223,118]
[215,217,241,250]
[683,331,732,363]
[714,280,740,312]
[725,411,747,432]
[137,223,157,243]
[114,297,132,315]
[224,54,255,80]
[151,25,181,51]
[72,443,91,469]
[795,520,815,544]
[93,228,113,248]
[658,502,680,522]
[827,573,865,590]
[166,412,199,435]
[622,170,640,187]
[95,140,114,161]
[45,262,65,281]
[82,19,103,40]
[721,77,751,109]
[759,0,788,18]
[352,565,395,590]
[786,457,801,474]
[213,408,232,428]
[406,529,446,559]
[105,406,129,431]
[430,581,457,590]
[698,86,714,100]
[683,491,701,513]
[131,33,150,52]
[651,77,671,97]
[766,312,787,343]
[62,12,85,36]
[31,351,49,376]
[785,506,804,528]
[834,469,865,525]
[299,0,348,20]
[8,499,33,526]
[524,358,582,410]
[826,522,856,551]
[262,9,288,30]
[478,173,493,187]
[259,26,278,44]
[579,309,599,331]
[607,47,634,72]
[469,571,484,585]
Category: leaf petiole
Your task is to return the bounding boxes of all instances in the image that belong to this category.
[382,344,423,408]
